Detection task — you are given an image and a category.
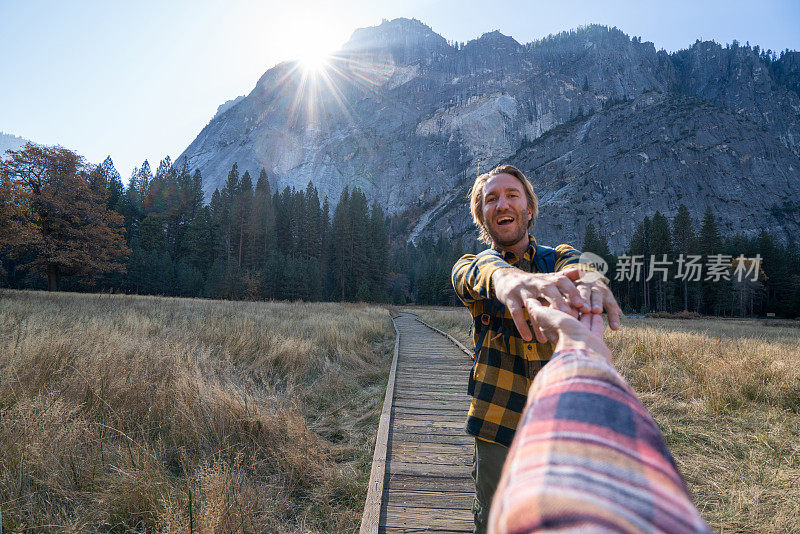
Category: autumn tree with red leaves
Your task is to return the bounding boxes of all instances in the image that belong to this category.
[0,143,129,290]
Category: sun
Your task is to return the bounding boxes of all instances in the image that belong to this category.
[298,48,332,74]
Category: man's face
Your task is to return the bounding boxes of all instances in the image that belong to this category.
[481,173,532,250]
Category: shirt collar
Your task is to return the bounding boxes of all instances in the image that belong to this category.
[492,234,538,264]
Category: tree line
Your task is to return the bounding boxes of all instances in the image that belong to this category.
[583,205,800,318]
[1,144,391,302]
[2,144,797,316]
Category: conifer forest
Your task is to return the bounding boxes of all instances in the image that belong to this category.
[1,143,799,318]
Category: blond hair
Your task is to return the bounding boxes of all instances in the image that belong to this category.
[468,164,539,245]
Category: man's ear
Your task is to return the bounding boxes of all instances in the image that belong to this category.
[527,206,533,224]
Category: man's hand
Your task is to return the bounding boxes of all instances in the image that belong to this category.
[492,267,622,344]
[492,267,587,343]
[575,277,622,330]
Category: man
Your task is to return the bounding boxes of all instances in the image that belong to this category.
[451,164,621,534]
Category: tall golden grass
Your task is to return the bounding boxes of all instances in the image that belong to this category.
[1,290,393,532]
[411,307,800,534]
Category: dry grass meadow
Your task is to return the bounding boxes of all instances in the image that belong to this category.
[0,290,394,532]
[411,306,800,534]
[3,290,799,533]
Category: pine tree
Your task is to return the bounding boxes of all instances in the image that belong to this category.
[368,202,389,301]
[274,187,293,255]
[100,156,124,211]
[190,169,204,218]
[320,196,332,298]
[757,229,792,316]
[671,204,695,311]
[139,215,167,252]
[697,207,723,314]
[208,189,226,262]
[648,212,671,311]
[303,181,322,260]
[249,168,275,273]
[135,160,153,200]
[330,187,351,300]
[154,156,173,180]
[220,163,240,266]
[348,187,371,299]
[235,170,253,268]
[630,216,651,312]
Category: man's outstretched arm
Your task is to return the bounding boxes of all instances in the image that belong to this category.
[451,251,515,305]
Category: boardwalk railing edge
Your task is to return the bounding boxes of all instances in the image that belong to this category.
[414,316,473,357]
[359,313,401,534]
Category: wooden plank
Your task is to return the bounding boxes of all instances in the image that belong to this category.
[392,431,475,449]
[397,363,464,368]
[389,461,470,477]
[392,419,464,432]
[392,400,466,410]
[396,366,465,373]
[394,388,466,396]
[383,504,473,532]
[384,490,473,510]
[395,375,465,383]
[395,375,466,383]
[381,528,470,534]
[394,410,469,418]
[394,400,465,409]
[395,371,466,378]
[390,448,472,467]
[390,441,472,457]
[360,315,401,534]
[394,392,465,399]
[392,416,464,427]
[400,355,465,361]
[387,473,474,493]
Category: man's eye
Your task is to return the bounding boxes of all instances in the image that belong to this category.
[486,197,496,203]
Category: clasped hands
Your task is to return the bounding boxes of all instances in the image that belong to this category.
[491,267,622,345]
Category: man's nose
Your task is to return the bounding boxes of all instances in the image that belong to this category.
[496,195,510,209]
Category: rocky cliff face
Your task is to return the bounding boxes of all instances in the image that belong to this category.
[176,19,800,249]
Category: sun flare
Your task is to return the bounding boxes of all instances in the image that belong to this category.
[298,48,332,74]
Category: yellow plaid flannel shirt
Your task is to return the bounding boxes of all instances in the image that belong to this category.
[451,235,583,447]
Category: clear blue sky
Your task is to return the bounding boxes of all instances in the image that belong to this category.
[1,0,798,182]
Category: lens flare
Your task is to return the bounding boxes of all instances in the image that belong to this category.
[298,49,330,74]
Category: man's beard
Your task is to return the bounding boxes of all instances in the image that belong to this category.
[488,220,528,248]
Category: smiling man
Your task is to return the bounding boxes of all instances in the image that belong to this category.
[451,164,621,534]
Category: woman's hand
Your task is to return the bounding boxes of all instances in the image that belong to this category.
[526,300,612,360]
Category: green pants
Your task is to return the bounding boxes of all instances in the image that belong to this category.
[472,438,509,534]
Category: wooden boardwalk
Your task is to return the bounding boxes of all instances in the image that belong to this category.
[361,312,475,534]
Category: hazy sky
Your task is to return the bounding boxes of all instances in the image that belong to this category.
[2,0,798,181]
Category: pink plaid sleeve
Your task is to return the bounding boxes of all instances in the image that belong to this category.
[489,349,710,534]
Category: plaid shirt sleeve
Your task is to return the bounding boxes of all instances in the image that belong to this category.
[451,251,514,305]
[553,244,581,270]
[489,349,710,534]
